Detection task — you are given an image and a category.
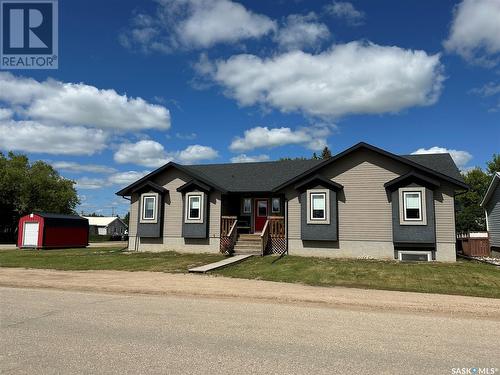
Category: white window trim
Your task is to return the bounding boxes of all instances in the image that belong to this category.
[271,197,281,213]
[306,189,330,224]
[398,250,432,262]
[185,192,204,224]
[140,193,159,224]
[398,187,427,226]
[242,198,252,215]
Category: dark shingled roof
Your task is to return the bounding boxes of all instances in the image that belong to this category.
[401,154,464,183]
[184,159,323,192]
[116,143,467,196]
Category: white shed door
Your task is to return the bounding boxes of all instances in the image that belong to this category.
[23,222,39,247]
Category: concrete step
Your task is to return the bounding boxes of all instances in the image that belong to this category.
[236,241,260,245]
[234,250,260,256]
[233,247,260,254]
[234,241,260,248]
[238,234,261,240]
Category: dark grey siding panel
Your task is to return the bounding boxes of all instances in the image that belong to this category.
[137,195,163,238]
[300,190,338,241]
[392,188,435,245]
[182,192,208,239]
[486,184,500,248]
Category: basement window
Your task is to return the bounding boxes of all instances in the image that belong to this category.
[398,251,432,262]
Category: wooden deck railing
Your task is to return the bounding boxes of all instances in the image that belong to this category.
[220,216,237,255]
[261,216,286,255]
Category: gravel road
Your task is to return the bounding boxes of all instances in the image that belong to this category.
[1,287,499,374]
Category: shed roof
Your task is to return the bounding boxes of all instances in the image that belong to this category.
[34,212,87,221]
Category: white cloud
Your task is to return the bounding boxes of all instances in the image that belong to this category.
[177,144,219,164]
[230,154,270,163]
[107,170,150,186]
[200,41,444,118]
[51,161,117,174]
[0,108,13,120]
[274,13,330,51]
[75,177,108,190]
[114,140,218,167]
[230,125,331,152]
[470,82,500,97]
[176,132,197,140]
[0,120,107,155]
[114,140,173,168]
[0,72,170,131]
[325,1,365,25]
[412,146,473,169]
[120,0,276,53]
[75,170,150,190]
[444,0,500,67]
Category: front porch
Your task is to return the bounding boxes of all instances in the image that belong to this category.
[219,194,286,256]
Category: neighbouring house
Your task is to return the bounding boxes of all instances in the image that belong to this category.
[480,172,500,250]
[84,216,128,237]
[116,142,468,262]
[18,212,89,249]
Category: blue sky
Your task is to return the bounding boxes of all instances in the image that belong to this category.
[0,0,499,217]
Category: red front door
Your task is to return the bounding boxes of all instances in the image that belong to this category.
[254,199,268,233]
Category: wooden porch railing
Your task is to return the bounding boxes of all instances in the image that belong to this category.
[260,216,286,256]
[220,216,237,255]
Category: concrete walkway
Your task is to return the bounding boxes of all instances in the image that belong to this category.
[0,268,499,319]
[188,254,253,273]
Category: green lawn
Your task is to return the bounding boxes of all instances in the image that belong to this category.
[1,248,499,298]
[215,256,500,299]
[0,248,223,273]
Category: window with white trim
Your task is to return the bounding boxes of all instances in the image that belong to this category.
[242,198,251,214]
[306,189,330,224]
[398,187,427,225]
[185,192,204,223]
[271,197,280,213]
[311,193,326,219]
[403,192,422,220]
[140,194,158,223]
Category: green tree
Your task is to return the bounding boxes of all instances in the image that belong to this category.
[320,146,332,159]
[122,212,130,226]
[0,152,79,243]
[455,168,490,233]
[486,153,500,175]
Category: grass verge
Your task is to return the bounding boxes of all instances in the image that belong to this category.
[214,255,500,299]
[0,248,223,273]
[1,248,499,298]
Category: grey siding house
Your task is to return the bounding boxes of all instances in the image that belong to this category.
[116,142,468,262]
[481,173,500,250]
[84,216,128,236]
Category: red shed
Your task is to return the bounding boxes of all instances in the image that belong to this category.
[18,212,89,249]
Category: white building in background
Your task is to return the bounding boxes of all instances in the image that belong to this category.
[84,216,128,236]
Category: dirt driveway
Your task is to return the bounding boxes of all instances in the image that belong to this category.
[1,267,499,319]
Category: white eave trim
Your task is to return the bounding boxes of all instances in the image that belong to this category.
[480,172,500,207]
